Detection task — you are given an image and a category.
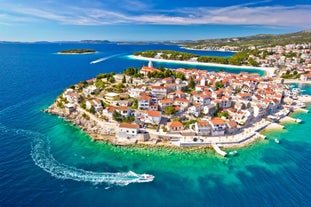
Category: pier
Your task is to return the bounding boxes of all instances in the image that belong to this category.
[212,144,227,157]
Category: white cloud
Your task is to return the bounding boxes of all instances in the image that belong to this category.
[0,1,310,28]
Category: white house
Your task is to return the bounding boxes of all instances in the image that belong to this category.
[105,92,120,104]
[218,96,232,109]
[202,104,217,116]
[83,85,99,95]
[129,86,146,98]
[63,90,81,103]
[210,117,227,136]
[158,99,173,110]
[191,121,211,136]
[193,94,211,106]
[138,95,151,109]
[118,123,139,138]
[188,104,202,117]
[253,104,267,119]
[300,73,311,81]
[227,120,238,134]
[86,99,103,112]
[143,111,162,124]
[151,86,167,96]
[237,93,252,101]
[168,121,184,132]
[174,98,189,110]
[116,106,131,117]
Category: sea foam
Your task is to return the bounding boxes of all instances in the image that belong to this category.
[0,123,154,187]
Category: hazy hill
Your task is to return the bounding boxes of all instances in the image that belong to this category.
[182,30,311,49]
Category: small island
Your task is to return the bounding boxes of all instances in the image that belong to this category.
[58,48,97,54]
[45,60,311,156]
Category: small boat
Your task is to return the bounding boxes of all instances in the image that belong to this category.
[292,88,302,94]
[296,118,302,123]
[229,150,238,155]
[274,139,279,144]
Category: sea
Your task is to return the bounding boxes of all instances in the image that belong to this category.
[0,43,310,207]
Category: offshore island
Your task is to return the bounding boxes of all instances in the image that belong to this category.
[46,55,311,156]
[58,48,97,54]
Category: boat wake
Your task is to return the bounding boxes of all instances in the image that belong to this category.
[90,53,124,64]
[0,123,154,187]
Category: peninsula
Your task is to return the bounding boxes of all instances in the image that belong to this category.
[46,60,311,155]
[58,48,97,54]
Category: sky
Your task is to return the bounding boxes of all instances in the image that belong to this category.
[0,0,310,41]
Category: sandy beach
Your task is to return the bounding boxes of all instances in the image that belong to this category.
[283,79,311,84]
[298,95,311,103]
[128,55,276,77]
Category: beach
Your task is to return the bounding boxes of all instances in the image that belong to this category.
[283,79,311,84]
[128,55,276,77]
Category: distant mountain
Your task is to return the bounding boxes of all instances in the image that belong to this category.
[182,30,311,49]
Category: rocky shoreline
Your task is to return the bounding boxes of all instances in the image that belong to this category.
[44,103,218,151]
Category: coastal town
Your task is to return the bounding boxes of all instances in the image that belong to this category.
[47,59,311,156]
[133,43,311,82]
[198,43,311,78]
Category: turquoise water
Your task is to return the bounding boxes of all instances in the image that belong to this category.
[0,43,310,206]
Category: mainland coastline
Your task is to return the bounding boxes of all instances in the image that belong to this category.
[45,61,311,156]
[128,55,276,77]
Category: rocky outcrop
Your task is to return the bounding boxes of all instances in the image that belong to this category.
[45,103,108,136]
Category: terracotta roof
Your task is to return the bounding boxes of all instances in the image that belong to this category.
[199,94,210,99]
[141,66,160,73]
[152,86,166,90]
[159,99,173,104]
[175,98,189,103]
[117,106,129,111]
[86,78,96,83]
[107,107,116,113]
[163,77,173,81]
[119,123,138,129]
[228,120,237,128]
[211,117,226,125]
[197,121,210,127]
[239,93,252,97]
[165,83,176,87]
[175,90,185,95]
[169,121,183,128]
[138,95,151,101]
[146,110,161,117]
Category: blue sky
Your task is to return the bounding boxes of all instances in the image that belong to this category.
[0,0,310,41]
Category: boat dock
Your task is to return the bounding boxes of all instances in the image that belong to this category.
[212,144,227,157]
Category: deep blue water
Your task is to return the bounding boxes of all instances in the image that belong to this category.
[0,43,310,207]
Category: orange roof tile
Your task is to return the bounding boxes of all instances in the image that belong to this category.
[169,121,183,128]
[138,95,151,101]
[211,117,226,125]
[146,111,161,117]
[197,121,210,127]
[119,123,138,129]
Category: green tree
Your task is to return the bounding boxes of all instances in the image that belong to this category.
[164,106,176,115]
[80,100,86,109]
[188,77,195,90]
[112,111,122,122]
[124,67,139,76]
[215,81,224,90]
[174,72,185,80]
[89,106,95,114]
[108,76,115,83]
[216,111,229,118]
[122,75,126,83]
[131,99,138,109]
